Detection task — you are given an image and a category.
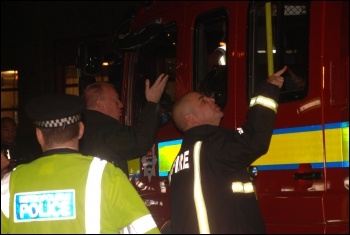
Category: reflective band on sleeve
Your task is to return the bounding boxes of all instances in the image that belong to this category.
[231,182,255,193]
[1,172,11,218]
[249,95,278,113]
[193,141,210,234]
[118,214,158,234]
[85,157,107,234]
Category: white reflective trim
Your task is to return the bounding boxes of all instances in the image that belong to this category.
[1,172,11,218]
[118,214,158,234]
[85,157,107,234]
[219,55,226,65]
[193,141,210,234]
[231,182,255,193]
[249,95,278,113]
[218,45,226,65]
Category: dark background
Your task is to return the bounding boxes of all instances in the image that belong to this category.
[1,1,144,157]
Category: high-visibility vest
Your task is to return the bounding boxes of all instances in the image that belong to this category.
[1,153,159,234]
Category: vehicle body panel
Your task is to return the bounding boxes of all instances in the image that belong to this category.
[115,1,348,233]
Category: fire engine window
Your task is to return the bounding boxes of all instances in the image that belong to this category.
[193,9,228,109]
[248,2,310,103]
[133,23,177,125]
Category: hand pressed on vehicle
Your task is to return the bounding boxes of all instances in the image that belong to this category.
[145,73,169,103]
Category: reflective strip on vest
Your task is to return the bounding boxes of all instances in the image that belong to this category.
[249,95,278,113]
[231,182,255,193]
[85,157,107,234]
[193,141,211,234]
[1,172,11,218]
[118,214,158,234]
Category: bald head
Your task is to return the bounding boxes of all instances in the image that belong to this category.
[172,93,194,132]
[172,92,223,132]
[82,82,123,121]
[82,83,114,109]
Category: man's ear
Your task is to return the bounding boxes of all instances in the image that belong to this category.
[96,100,104,111]
[36,128,44,147]
[185,113,197,125]
[78,122,84,140]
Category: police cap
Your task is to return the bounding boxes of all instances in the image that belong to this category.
[26,93,85,128]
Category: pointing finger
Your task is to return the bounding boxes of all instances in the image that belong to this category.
[273,66,287,76]
[145,79,150,91]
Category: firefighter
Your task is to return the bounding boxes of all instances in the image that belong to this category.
[169,66,287,233]
[1,93,160,234]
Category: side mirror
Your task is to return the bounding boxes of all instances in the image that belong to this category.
[113,23,165,51]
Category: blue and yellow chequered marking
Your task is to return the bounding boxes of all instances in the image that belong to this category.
[129,122,349,176]
[158,139,183,177]
[253,121,349,170]
[128,139,183,177]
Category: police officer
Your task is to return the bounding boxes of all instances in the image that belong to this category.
[1,93,160,234]
[169,66,287,233]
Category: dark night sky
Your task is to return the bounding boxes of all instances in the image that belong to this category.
[1,1,141,47]
[1,1,145,71]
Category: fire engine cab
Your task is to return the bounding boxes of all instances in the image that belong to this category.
[79,1,349,233]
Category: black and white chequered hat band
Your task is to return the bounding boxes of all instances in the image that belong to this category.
[34,114,81,128]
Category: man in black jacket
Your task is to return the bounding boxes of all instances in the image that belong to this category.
[169,66,287,234]
[79,73,168,176]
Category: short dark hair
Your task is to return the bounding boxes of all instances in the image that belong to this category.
[39,123,80,147]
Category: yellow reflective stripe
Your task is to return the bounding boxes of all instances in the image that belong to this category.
[193,141,211,234]
[250,95,278,113]
[243,182,254,193]
[231,182,255,193]
[1,172,11,218]
[119,214,158,234]
[85,157,107,234]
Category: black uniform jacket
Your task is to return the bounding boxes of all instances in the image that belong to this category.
[1,143,37,168]
[169,82,280,234]
[79,101,161,175]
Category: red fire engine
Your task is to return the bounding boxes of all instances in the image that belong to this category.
[80,1,349,233]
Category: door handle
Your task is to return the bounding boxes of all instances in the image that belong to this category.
[293,172,322,180]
